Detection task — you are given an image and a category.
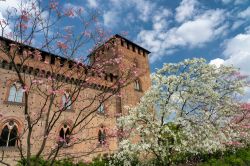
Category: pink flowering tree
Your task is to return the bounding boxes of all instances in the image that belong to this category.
[0,1,141,165]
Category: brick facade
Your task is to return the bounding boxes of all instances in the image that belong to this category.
[0,35,151,164]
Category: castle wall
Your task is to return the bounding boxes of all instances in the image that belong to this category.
[0,35,151,164]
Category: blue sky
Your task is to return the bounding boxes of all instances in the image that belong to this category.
[0,0,250,74]
[79,0,250,74]
[68,0,250,101]
[0,0,250,100]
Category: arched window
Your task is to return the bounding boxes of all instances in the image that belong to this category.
[62,92,72,110]
[134,80,141,91]
[97,103,105,114]
[8,82,23,103]
[59,124,70,145]
[98,125,106,145]
[0,121,18,147]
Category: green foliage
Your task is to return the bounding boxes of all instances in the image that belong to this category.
[17,156,108,166]
[86,157,109,166]
[17,147,250,166]
[199,146,250,166]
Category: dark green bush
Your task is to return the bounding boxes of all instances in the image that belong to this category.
[17,146,250,166]
[17,156,108,166]
[199,146,250,166]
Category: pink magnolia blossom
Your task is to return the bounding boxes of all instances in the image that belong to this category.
[82,31,91,38]
[241,103,250,111]
[22,85,29,92]
[226,141,242,146]
[76,7,84,14]
[57,41,68,50]
[49,89,57,95]
[0,19,7,26]
[21,10,29,22]
[64,8,75,17]
[50,2,58,10]
[20,23,28,30]
[57,136,65,143]
[31,2,36,10]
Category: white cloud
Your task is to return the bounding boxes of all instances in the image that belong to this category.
[137,9,227,62]
[133,0,156,22]
[221,0,232,4]
[0,0,19,15]
[244,87,250,102]
[209,58,225,67]
[229,6,250,32]
[221,0,248,4]
[235,0,248,4]
[231,20,244,30]
[63,3,84,17]
[238,7,250,18]
[175,10,227,47]
[0,12,12,35]
[175,0,198,23]
[103,10,118,28]
[102,0,157,28]
[210,32,250,101]
[223,32,250,74]
[107,0,156,22]
[87,0,98,8]
[0,0,42,37]
[245,26,250,33]
[210,31,250,75]
[0,0,43,16]
[152,8,172,31]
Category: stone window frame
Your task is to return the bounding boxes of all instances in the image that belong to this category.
[4,80,24,106]
[61,90,74,111]
[134,79,142,92]
[0,118,22,150]
[97,103,106,115]
[98,124,107,145]
[57,122,72,147]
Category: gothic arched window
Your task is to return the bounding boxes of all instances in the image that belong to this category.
[62,92,72,110]
[134,80,141,91]
[59,124,70,145]
[97,103,105,114]
[0,121,18,147]
[8,82,23,103]
[98,125,106,145]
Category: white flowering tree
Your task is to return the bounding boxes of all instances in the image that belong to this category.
[113,58,248,165]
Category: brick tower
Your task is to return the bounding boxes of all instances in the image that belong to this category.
[114,34,151,113]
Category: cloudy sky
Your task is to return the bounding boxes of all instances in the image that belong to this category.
[0,0,250,74]
[86,0,250,74]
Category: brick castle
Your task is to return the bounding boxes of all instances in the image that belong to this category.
[0,34,151,164]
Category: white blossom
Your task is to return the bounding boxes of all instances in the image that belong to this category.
[111,58,248,165]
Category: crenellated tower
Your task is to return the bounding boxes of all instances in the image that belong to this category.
[114,34,151,114]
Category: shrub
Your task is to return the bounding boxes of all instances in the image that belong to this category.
[199,146,250,166]
[17,156,108,166]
